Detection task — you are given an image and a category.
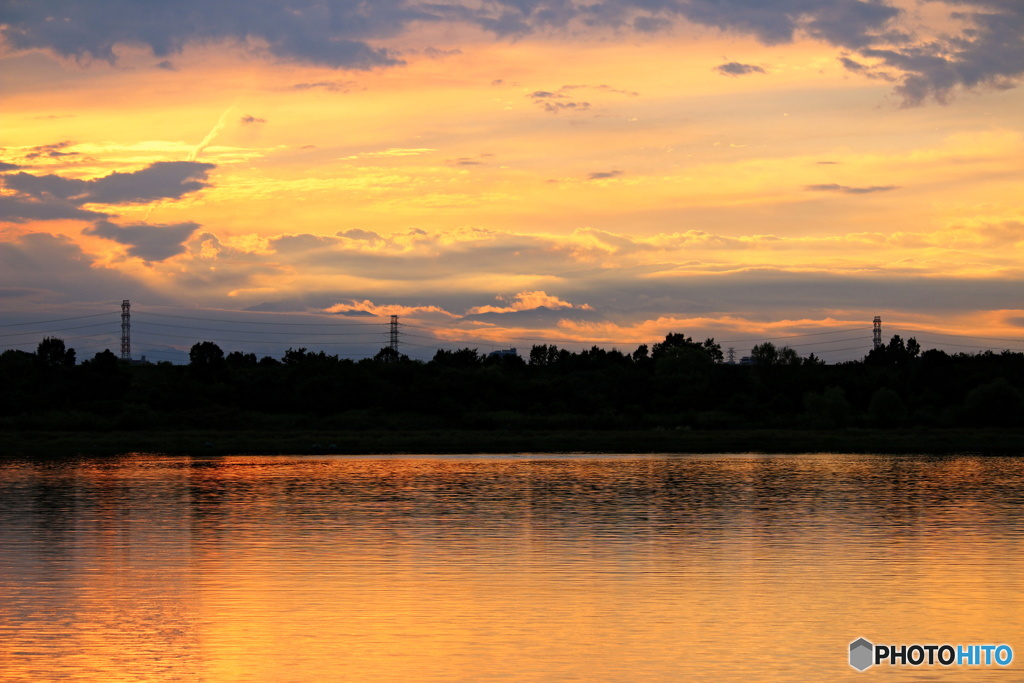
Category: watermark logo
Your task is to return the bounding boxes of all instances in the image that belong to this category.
[850,638,1013,671]
[849,638,873,671]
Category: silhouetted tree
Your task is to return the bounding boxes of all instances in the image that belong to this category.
[702,339,724,364]
[529,344,560,366]
[189,341,225,379]
[778,346,800,366]
[84,349,120,373]
[906,338,921,358]
[651,333,722,363]
[750,342,778,366]
[372,347,408,363]
[866,335,920,368]
[226,351,257,369]
[432,348,483,368]
[36,337,75,368]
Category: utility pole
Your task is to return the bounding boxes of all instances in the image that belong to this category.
[872,316,882,350]
[121,299,131,361]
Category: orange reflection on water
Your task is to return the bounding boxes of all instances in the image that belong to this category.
[0,454,1022,682]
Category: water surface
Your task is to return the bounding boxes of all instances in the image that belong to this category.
[1,453,1022,681]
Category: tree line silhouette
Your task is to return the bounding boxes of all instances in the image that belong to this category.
[2,332,1022,433]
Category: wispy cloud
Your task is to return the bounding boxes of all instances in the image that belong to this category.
[345,148,436,159]
[588,170,623,180]
[715,62,766,76]
[805,183,899,195]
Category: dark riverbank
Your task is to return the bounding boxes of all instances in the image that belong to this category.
[3,428,1023,457]
[6,333,1024,458]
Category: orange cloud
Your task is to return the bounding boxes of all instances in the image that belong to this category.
[466,290,592,315]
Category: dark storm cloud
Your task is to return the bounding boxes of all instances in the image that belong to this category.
[2,0,1020,103]
[462,305,604,325]
[263,229,574,283]
[715,62,765,76]
[1,162,213,255]
[581,270,1024,321]
[475,0,1022,103]
[0,0,416,68]
[0,195,109,222]
[805,183,898,194]
[85,219,200,261]
[633,15,672,33]
[0,232,169,304]
[2,1,882,62]
[799,0,900,49]
[672,0,897,46]
[853,1,1024,104]
[3,161,214,206]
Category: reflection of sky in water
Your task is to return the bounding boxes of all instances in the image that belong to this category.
[1,454,1022,682]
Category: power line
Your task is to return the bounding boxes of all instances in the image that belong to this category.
[0,312,115,328]
[0,321,120,338]
[779,336,867,349]
[902,331,1024,344]
[135,320,380,336]
[916,338,1024,352]
[822,345,875,355]
[717,327,869,343]
[135,330,381,345]
[137,310,381,326]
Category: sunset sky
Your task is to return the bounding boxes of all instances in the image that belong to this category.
[2,0,1023,362]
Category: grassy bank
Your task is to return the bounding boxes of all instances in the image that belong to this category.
[2,428,1023,457]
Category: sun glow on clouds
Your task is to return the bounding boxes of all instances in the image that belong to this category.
[2,0,1024,357]
[466,291,592,315]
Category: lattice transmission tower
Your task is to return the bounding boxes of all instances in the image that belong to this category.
[388,315,400,357]
[872,316,882,350]
[121,299,131,361]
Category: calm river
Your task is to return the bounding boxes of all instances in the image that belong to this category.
[1,453,1022,682]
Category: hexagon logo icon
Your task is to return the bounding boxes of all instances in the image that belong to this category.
[850,638,874,671]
